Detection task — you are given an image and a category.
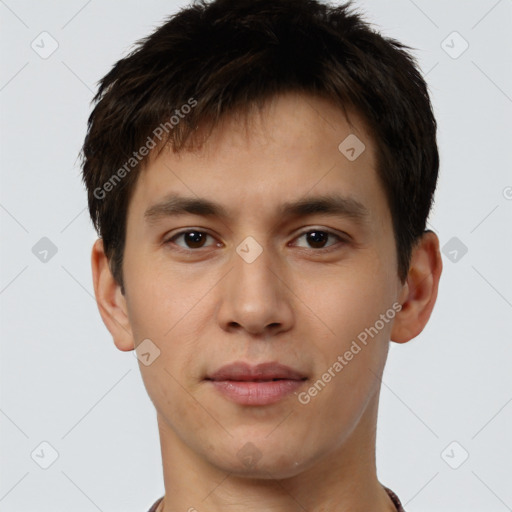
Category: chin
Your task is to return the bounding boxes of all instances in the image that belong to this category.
[203,436,316,480]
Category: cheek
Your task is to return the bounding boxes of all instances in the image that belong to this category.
[123,253,199,340]
[301,268,394,406]
[304,268,392,346]
[124,271,210,393]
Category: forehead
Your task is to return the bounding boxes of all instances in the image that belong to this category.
[128,92,388,229]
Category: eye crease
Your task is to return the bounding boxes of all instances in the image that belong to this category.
[163,228,348,252]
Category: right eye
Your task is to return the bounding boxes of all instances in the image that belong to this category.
[164,229,221,251]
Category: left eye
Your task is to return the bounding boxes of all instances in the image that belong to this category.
[293,229,344,250]
[165,229,344,251]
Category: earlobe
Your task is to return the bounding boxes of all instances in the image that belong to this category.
[390,230,443,344]
[91,238,134,352]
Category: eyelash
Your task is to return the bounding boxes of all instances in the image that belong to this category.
[163,228,348,254]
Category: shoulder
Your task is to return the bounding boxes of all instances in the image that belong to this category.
[146,496,164,512]
[384,486,406,512]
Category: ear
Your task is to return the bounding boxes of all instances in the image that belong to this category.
[91,238,134,351]
[391,230,443,343]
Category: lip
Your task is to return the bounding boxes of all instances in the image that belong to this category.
[205,362,307,406]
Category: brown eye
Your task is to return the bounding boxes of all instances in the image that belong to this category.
[304,231,330,249]
[293,229,345,250]
[166,230,217,250]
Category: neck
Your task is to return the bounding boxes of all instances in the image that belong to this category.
[156,392,396,512]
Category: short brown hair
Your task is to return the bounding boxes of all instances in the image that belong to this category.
[81,0,439,292]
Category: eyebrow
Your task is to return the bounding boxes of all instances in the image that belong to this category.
[144,192,370,225]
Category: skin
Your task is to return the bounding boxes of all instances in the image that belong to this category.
[92,91,442,512]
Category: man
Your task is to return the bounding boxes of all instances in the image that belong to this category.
[82,0,442,510]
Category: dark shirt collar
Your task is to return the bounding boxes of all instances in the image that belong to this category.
[147,486,406,511]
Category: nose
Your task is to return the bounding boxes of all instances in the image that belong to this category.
[216,241,294,337]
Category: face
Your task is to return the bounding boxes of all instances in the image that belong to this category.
[119,92,406,478]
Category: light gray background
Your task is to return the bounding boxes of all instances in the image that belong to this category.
[1,1,511,511]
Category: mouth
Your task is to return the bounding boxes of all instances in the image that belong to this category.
[205,362,308,406]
